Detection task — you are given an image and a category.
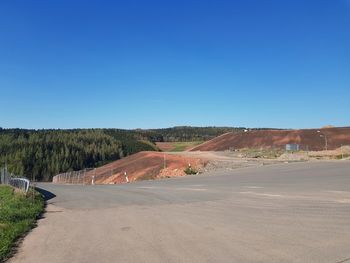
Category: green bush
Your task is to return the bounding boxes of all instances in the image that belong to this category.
[184,166,198,175]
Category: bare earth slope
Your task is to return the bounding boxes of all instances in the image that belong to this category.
[191,127,350,151]
[84,151,207,184]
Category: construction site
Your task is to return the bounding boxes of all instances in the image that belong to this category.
[52,126,350,185]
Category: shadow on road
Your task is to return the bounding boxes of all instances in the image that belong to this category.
[35,187,56,201]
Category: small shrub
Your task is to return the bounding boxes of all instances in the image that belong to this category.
[184,166,198,175]
[335,154,350,159]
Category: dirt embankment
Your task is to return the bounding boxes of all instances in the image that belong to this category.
[191,127,350,151]
[84,151,208,184]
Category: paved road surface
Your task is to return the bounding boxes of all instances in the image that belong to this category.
[10,161,350,263]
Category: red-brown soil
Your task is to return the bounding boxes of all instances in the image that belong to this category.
[84,151,207,184]
[191,127,350,151]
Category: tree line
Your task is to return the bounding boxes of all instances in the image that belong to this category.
[131,126,274,142]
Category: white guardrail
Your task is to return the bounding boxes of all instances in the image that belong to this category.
[0,167,30,193]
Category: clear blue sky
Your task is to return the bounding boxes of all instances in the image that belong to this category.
[1,0,349,129]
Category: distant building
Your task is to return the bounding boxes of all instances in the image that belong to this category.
[286,144,300,151]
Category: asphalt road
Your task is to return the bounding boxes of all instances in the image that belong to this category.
[10,161,350,263]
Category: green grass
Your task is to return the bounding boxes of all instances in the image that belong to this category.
[170,141,203,152]
[0,185,44,261]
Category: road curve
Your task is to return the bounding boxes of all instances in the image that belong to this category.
[10,161,350,263]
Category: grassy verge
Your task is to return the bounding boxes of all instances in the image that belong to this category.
[0,185,44,261]
[170,141,203,152]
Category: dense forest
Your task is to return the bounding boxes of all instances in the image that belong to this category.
[139,126,276,142]
[147,126,247,142]
[0,129,158,181]
[0,126,266,181]
[113,126,248,142]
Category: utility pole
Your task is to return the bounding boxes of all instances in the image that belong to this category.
[83,171,85,185]
[163,153,166,169]
[317,130,328,151]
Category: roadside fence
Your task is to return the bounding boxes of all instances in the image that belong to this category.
[52,168,95,185]
[52,166,132,185]
[0,167,30,192]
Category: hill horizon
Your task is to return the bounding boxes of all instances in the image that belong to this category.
[1,125,349,131]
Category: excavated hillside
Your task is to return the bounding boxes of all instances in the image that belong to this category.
[190,127,350,151]
[84,151,208,184]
